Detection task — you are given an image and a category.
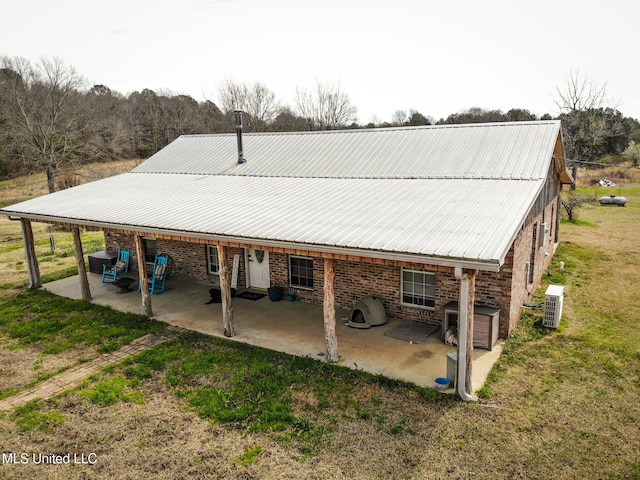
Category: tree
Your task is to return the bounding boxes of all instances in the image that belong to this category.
[126,89,164,158]
[555,70,607,113]
[295,80,357,130]
[198,100,228,133]
[505,108,538,122]
[622,140,639,166]
[217,79,280,132]
[407,109,431,126]
[270,107,309,132]
[555,70,627,188]
[85,84,132,162]
[391,110,408,126]
[163,93,202,140]
[437,107,506,125]
[560,191,595,222]
[0,56,92,192]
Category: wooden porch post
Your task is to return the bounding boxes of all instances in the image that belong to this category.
[20,219,42,289]
[464,270,476,394]
[72,227,92,301]
[134,234,153,317]
[323,258,339,363]
[217,244,235,337]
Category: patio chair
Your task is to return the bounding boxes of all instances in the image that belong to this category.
[101,249,130,283]
[139,254,169,294]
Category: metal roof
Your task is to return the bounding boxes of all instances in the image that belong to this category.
[3,173,543,270]
[134,121,562,180]
[1,121,565,271]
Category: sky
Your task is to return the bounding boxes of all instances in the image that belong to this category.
[1,0,638,124]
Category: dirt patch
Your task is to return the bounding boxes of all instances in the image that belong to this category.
[0,338,98,396]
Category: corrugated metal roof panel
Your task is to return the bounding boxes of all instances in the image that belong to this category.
[3,173,543,267]
[133,121,561,180]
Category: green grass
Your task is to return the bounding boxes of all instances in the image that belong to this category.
[0,169,637,477]
[0,289,165,354]
[119,332,452,449]
[79,375,144,406]
[11,400,64,432]
[234,445,263,467]
[476,236,633,400]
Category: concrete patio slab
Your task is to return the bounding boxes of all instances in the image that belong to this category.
[43,273,503,393]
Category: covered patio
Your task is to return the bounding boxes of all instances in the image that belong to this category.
[43,272,503,392]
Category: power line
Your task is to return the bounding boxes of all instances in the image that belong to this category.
[554,155,638,168]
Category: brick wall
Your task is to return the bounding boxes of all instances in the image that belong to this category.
[270,252,515,333]
[506,196,559,335]
[103,195,560,338]
[104,233,246,289]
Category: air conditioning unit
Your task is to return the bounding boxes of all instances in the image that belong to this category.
[543,285,564,328]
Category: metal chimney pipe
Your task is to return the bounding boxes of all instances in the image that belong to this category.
[234,110,245,164]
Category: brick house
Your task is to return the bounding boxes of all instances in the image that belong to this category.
[1,120,572,397]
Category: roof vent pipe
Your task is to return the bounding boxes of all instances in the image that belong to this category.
[234,110,246,164]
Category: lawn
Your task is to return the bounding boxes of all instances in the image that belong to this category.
[0,164,638,479]
[0,160,139,290]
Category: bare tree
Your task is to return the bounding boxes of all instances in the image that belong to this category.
[555,70,625,189]
[85,84,132,162]
[560,191,596,222]
[555,69,607,113]
[0,56,91,192]
[295,80,358,130]
[217,79,280,131]
[391,110,408,126]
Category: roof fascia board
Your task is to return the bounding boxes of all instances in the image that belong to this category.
[553,126,574,185]
[1,211,502,273]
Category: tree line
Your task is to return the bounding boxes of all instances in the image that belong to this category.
[1,57,638,192]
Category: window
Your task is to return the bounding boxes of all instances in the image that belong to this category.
[207,245,220,274]
[529,223,537,284]
[289,256,313,289]
[143,238,157,264]
[401,268,435,309]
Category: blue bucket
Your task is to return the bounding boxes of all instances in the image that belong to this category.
[435,377,451,392]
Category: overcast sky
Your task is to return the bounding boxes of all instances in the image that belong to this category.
[1,0,638,124]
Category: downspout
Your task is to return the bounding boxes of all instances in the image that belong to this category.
[455,267,473,402]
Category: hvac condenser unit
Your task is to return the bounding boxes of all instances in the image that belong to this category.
[543,285,564,328]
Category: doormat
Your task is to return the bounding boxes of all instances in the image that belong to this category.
[235,291,266,301]
[384,321,439,344]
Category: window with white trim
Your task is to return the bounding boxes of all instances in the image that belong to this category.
[401,268,435,309]
[289,256,313,289]
[206,245,220,274]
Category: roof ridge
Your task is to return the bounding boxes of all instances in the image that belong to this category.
[177,120,560,138]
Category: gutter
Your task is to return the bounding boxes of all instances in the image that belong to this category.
[455,267,473,402]
[0,211,503,273]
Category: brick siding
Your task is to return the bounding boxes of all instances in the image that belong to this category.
[103,195,559,339]
[105,233,246,289]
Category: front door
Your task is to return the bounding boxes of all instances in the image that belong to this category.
[247,249,270,289]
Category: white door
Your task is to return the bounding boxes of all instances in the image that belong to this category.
[247,249,270,289]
